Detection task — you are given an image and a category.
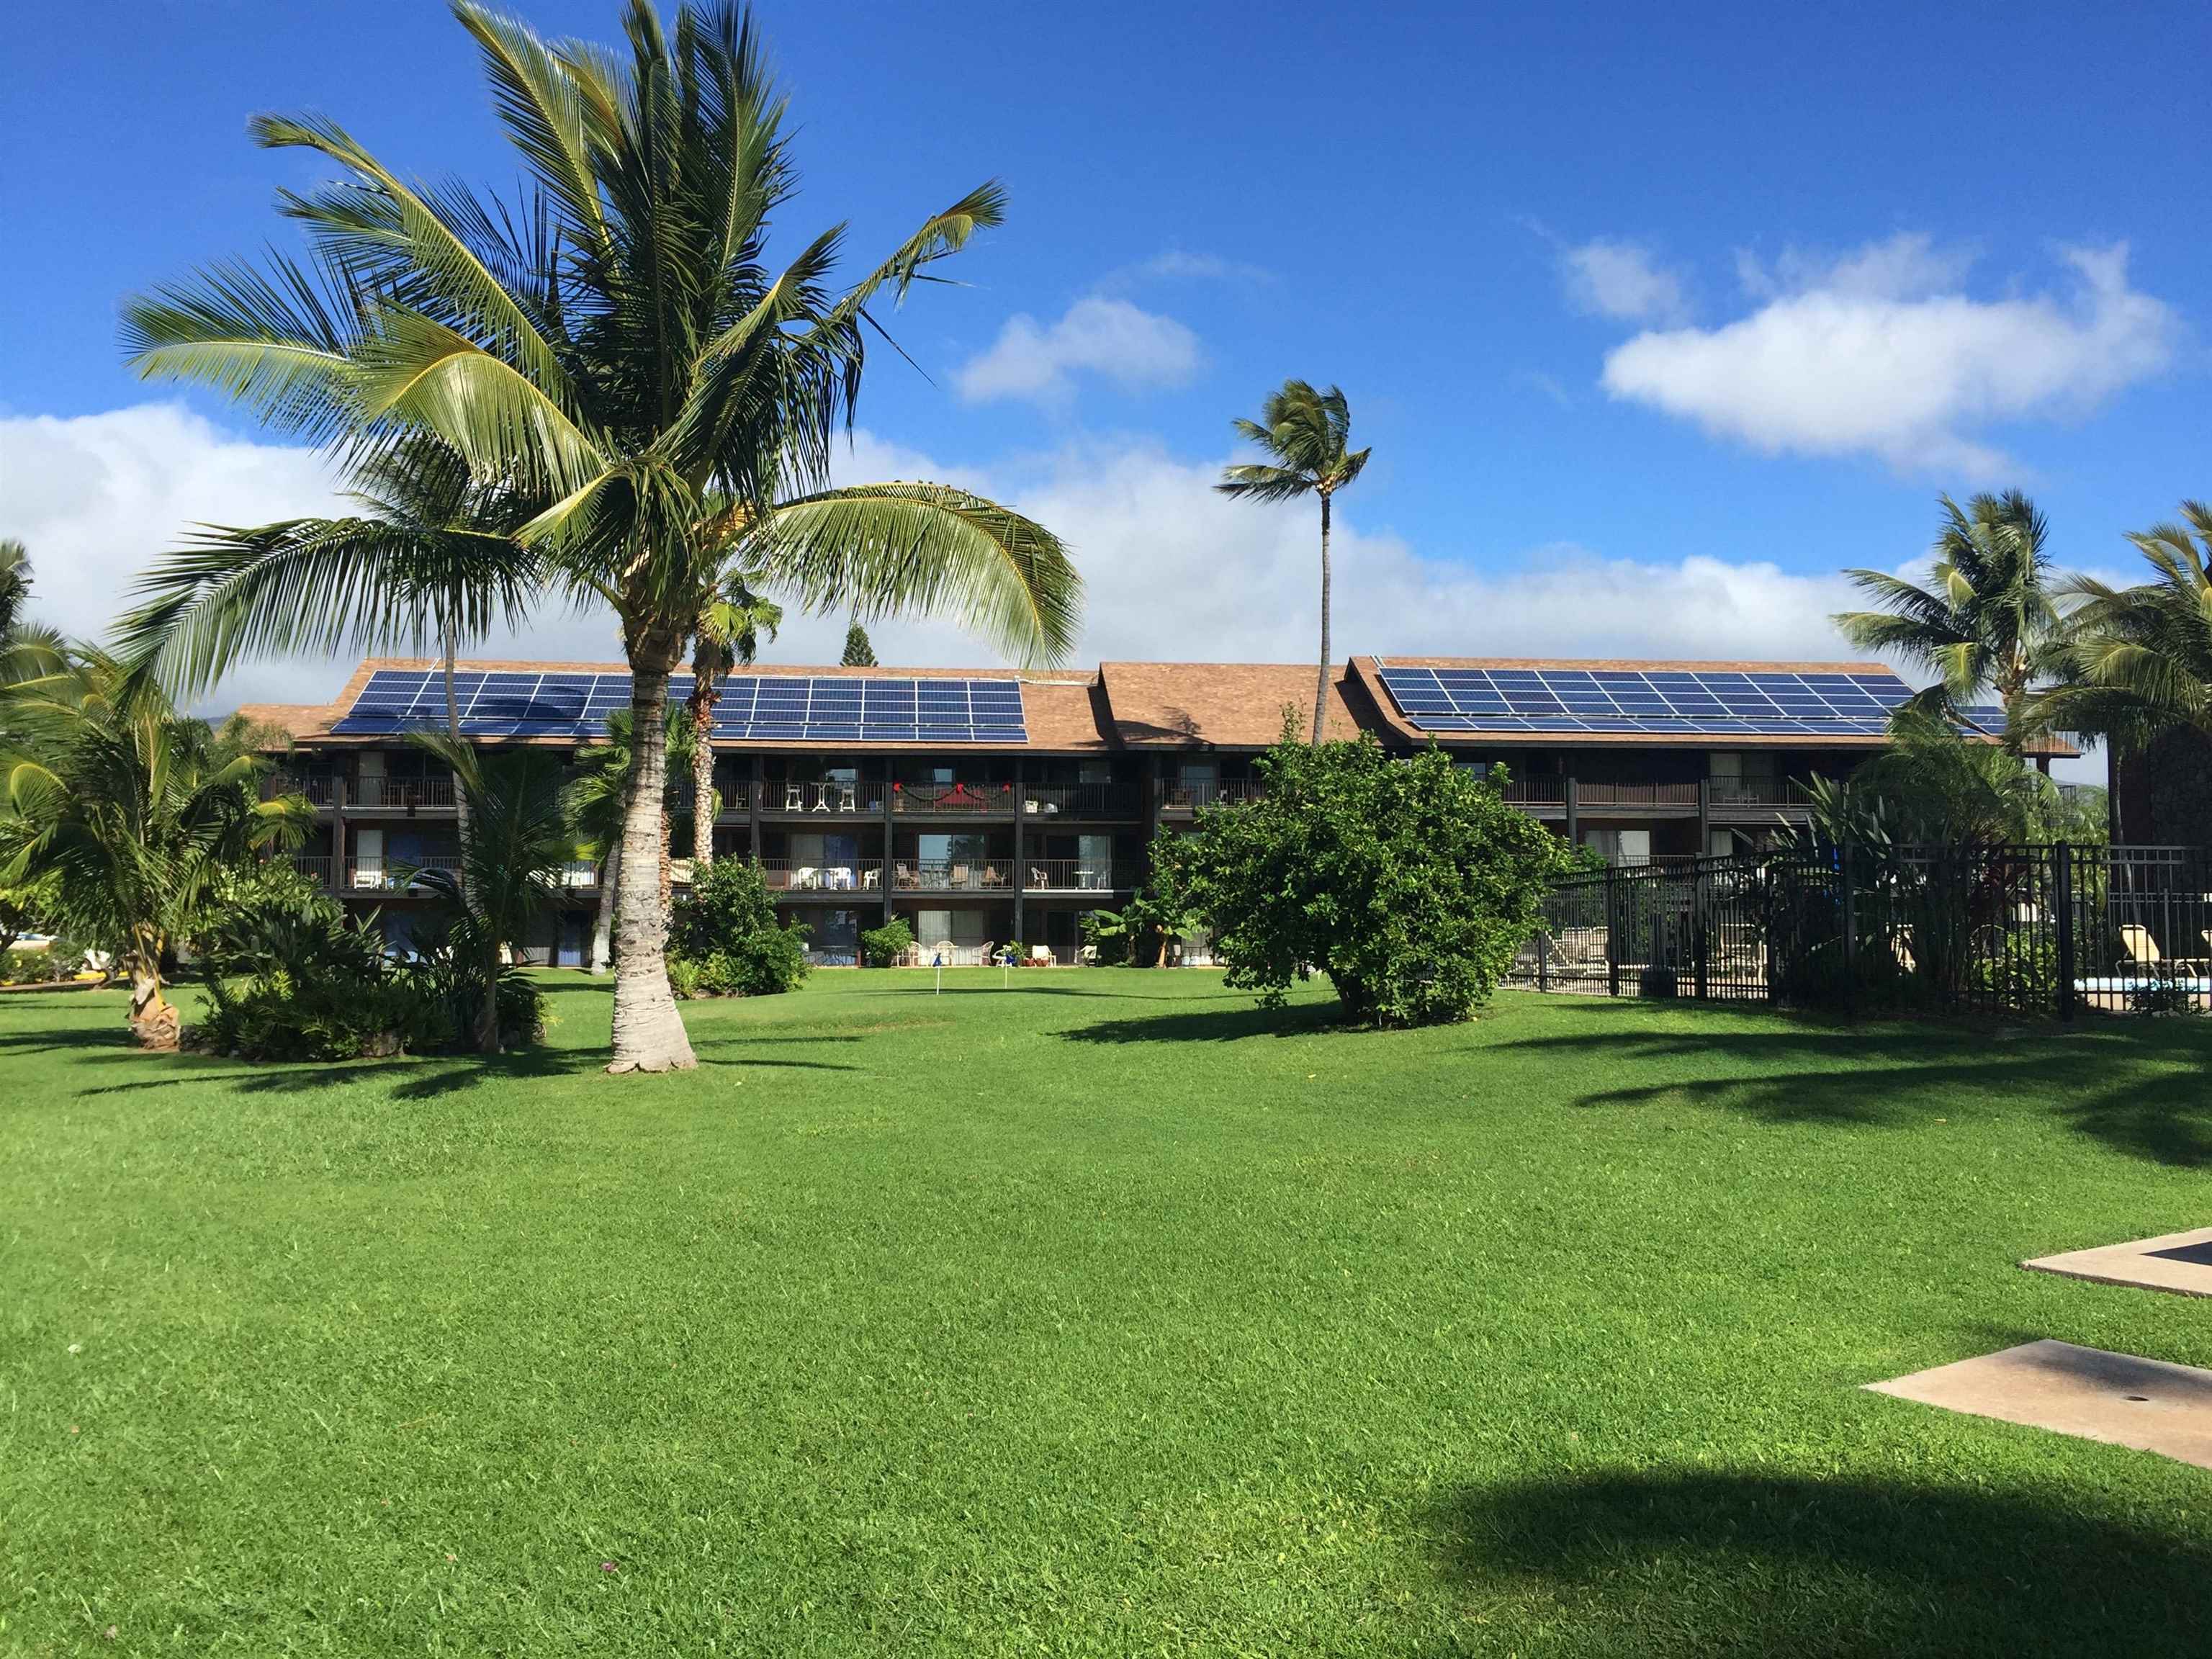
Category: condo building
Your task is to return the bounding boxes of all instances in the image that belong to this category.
[242,653,2064,965]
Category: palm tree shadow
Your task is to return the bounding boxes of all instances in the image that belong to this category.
[1431,1470,2212,1658]
[1492,1021,2212,1166]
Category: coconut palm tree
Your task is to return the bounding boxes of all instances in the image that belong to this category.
[570,703,694,974]
[684,572,780,869]
[2044,501,2212,750]
[0,541,29,640]
[1834,490,2064,749]
[1216,382,1370,745]
[408,731,572,1053]
[117,434,542,866]
[0,655,310,1045]
[122,0,1082,1073]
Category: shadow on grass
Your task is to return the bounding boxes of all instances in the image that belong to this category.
[1060,998,1348,1045]
[0,1025,130,1055]
[1490,1017,2212,1167]
[1434,1470,2212,1658]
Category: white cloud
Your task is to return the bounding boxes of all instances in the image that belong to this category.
[953,296,1201,407]
[1602,238,2178,475]
[1094,248,1276,292]
[1735,232,1976,303]
[1562,238,1690,324]
[13,405,2108,791]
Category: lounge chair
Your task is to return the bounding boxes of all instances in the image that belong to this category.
[981,865,1007,888]
[950,862,971,889]
[896,862,917,890]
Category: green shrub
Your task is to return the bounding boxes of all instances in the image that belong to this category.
[859,917,913,967]
[1169,730,1570,1026]
[666,956,705,999]
[668,860,809,996]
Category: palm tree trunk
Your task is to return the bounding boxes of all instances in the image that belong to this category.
[441,614,474,896]
[1313,492,1333,745]
[608,646,697,1072]
[127,932,178,1051]
[691,680,717,868]
[590,841,620,974]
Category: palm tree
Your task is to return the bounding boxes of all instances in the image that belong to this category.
[2044,501,2212,752]
[0,655,310,1045]
[117,435,541,868]
[1834,490,2064,749]
[408,731,572,1053]
[1216,382,1370,745]
[0,541,29,639]
[122,0,1082,1073]
[684,573,780,868]
[570,703,693,974]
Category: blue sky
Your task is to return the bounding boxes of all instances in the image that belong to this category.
[2,0,2207,758]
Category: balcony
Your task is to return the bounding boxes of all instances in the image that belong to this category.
[354,775,457,812]
[759,858,881,894]
[1707,778,1816,819]
[264,773,339,808]
[890,779,1014,816]
[557,860,601,891]
[341,855,463,892]
[1157,779,1264,816]
[1501,776,1566,808]
[1021,783,1140,819]
[287,854,333,889]
[1575,781,1701,814]
[761,780,889,816]
[891,858,1015,893]
[1022,858,1118,892]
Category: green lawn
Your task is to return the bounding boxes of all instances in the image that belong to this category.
[4,973,2211,1656]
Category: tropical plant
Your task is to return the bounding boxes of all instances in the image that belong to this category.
[406,731,571,1052]
[0,541,67,696]
[1833,490,2064,747]
[1216,381,1370,745]
[841,620,876,667]
[1167,727,1568,1025]
[570,703,693,971]
[858,914,912,966]
[668,855,807,995]
[122,0,1083,1071]
[0,657,310,1045]
[1080,884,1195,967]
[0,540,30,639]
[1790,711,2064,850]
[115,434,543,868]
[684,573,780,868]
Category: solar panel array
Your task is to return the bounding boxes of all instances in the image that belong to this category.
[1375,663,1912,736]
[330,670,1027,743]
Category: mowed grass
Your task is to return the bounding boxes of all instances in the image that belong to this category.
[4,973,2211,1657]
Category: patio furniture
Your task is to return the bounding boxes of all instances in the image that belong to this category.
[836,782,858,812]
[793,865,820,890]
[1029,945,1051,964]
[825,866,853,891]
[863,867,881,890]
[1030,866,1049,890]
[949,862,971,889]
[2123,923,2211,973]
[896,862,917,890]
[981,865,1007,888]
[784,783,804,811]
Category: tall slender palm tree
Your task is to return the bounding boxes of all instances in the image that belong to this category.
[2044,501,2212,750]
[117,435,541,865]
[1216,381,1370,745]
[1833,490,2064,750]
[122,0,1082,1073]
[685,572,780,868]
[0,541,29,640]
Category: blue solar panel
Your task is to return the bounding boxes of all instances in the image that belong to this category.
[1373,662,1915,737]
[331,669,1028,742]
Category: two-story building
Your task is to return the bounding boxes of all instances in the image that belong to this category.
[239,651,2063,965]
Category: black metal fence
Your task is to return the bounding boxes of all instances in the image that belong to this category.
[1511,845,2212,1018]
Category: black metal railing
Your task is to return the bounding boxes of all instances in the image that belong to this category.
[1510,844,2212,1019]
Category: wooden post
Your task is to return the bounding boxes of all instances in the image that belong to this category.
[1564,772,1580,852]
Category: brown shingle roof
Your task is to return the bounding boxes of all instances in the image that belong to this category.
[230,702,338,742]
[1097,661,1362,747]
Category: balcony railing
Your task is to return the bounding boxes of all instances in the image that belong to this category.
[356,775,456,811]
[1574,781,1702,809]
[1021,783,1140,819]
[1022,858,1118,891]
[1158,779,1264,812]
[1707,778,1816,810]
[891,858,1015,892]
[287,854,333,887]
[763,780,888,815]
[264,774,339,807]
[341,855,463,891]
[1501,776,1567,806]
[557,860,601,891]
[758,858,880,894]
[891,780,1013,814]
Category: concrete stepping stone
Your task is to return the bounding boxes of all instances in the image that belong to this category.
[2023,1225,2212,1298]
[1867,1340,2212,1470]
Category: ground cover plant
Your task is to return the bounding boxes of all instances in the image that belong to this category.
[5,973,2211,1655]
